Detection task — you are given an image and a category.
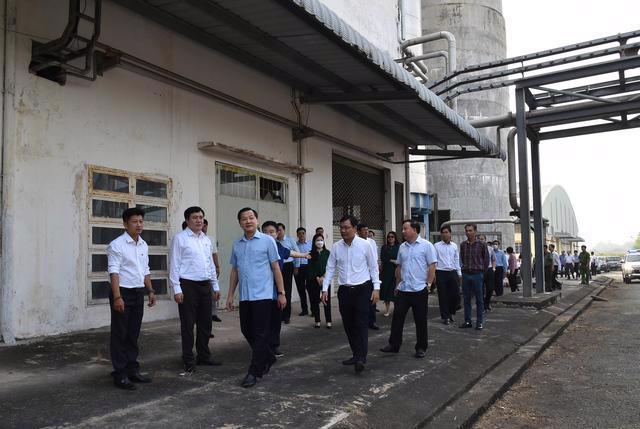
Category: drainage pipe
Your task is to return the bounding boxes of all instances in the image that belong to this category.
[506,128,519,211]
[404,50,449,74]
[400,31,457,76]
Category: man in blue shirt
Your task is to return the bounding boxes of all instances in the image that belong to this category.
[380,220,436,358]
[294,227,312,317]
[226,208,286,388]
[262,221,309,359]
[276,223,300,324]
[492,240,508,298]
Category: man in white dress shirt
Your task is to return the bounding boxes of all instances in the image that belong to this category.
[170,206,221,372]
[434,225,462,325]
[107,207,156,390]
[322,215,380,373]
[380,220,436,358]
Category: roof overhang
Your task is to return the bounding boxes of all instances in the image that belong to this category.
[112,0,502,159]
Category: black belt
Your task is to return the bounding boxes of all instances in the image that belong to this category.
[339,280,372,288]
[119,287,144,294]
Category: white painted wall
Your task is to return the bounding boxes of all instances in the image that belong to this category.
[0,0,408,339]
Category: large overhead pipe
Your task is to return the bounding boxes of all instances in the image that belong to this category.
[403,50,450,74]
[507,128,519,211]
[400,31,457,74]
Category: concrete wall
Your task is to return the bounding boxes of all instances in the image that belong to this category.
[421,0,513,245]
[0,0,407,340]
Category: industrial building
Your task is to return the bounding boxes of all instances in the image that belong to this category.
[0,0,504,341]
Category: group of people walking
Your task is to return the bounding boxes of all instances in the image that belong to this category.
[105,205,588,391]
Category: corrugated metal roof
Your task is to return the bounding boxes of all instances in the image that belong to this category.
[115,0,504,159]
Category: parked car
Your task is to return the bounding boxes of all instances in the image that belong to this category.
[622,251,640,284]
[606,256,622,271]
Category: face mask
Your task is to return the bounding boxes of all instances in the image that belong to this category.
[315,240,324,249]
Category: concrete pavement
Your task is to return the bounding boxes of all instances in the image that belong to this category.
[0,277,609,429]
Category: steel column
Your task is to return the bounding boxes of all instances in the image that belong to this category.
[516,88,532,297]
[530,137,545,293]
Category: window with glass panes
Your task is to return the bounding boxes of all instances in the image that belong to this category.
[88,166,170,304]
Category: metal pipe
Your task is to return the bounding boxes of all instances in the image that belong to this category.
[404,51,449,74]
[404,147,411,220]
[429,28,640,89]
[516,88,533,298]
[400,31,457,74]
[507,128,519,211]
[531,137,545,293]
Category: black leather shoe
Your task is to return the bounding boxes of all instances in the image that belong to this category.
[299,311,308,316]
[354,361,365,373]
[459,322,473,328]
[380,344,399,353]
[212,315,222,322]
[128,371,152,383]
[184,364,196,373]
[114,376,137,390]
[415,349,426,358]
[283,319,290,325]
[443,319,451,325]
[196,358,222,366]
[241,373,257,388]
[476,323,484,331]
[342,357,356,365]
[274,349,284,357]
[449,317,455,323]
[368,323,380,330]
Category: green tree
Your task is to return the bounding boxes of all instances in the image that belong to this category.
[635,233,640,249]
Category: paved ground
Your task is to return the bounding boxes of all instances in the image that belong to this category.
[0,278,603,429]
[474,275,639,429]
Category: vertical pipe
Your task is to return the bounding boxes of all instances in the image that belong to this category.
[516,88,532,298]
[404,147,411,220]
[531,137,545,293]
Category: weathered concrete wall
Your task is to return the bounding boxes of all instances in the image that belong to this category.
[421,0,513,244]
[1,0,407,339]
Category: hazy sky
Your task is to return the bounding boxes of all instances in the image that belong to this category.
[502,0,640,246]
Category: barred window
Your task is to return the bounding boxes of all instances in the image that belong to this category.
[88,166,170,304]
[217,164,286,204]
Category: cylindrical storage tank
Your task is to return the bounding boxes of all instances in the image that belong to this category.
[421,0,513,245]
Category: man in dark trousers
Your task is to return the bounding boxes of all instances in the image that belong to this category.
[227,208,286,388]
[293,227,312,317]
[276,223,300,324]
[434,225,461,325]
[107,207,156,390]
[459,224,490,330]
[380,220,436,358]
[170,206,222,373]
[322,215,380,373]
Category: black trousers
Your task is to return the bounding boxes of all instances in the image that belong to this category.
[109,287,145,378]
[269,299,282,352]
[552,266,562,289]
[309,280,332,323]
[508,271,518,292]
[565,263,574,279]
[388,288,429,351]
[436,270,459,320]
[240,299,273,377]
[494,267,505,296]
[281,262,294,321]
[177,279,212,365]
[483,268,495,307]
[338,282,372,362]
[294,265,309,313]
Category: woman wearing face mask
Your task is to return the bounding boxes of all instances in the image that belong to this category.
[307,233,332,328]
[380,231,400,316]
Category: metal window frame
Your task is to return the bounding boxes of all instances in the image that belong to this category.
[87,165,171,305]
[216,162,289,204]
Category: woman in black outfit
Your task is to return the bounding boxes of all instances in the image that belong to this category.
[307,233,332,328]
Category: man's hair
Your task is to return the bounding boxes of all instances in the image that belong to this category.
[261,220,278,231]
[296,227,306,234]
[402,219,421,234]
[276,222,286,230]
[203,219,208,226]
[184,206,204,220]
[357,223,369,231]
[464,223,477,231]
[237,207,258,221]
[493,240,501,245]
[181,221,188,230]
[544,244,548,249]
[123,207,145,222]
[549,244,555,250]
[339,215,358,228]
[581,245,587,249]
[440,225,451,233]
[506,246,514,253]
[315,226,324,233]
